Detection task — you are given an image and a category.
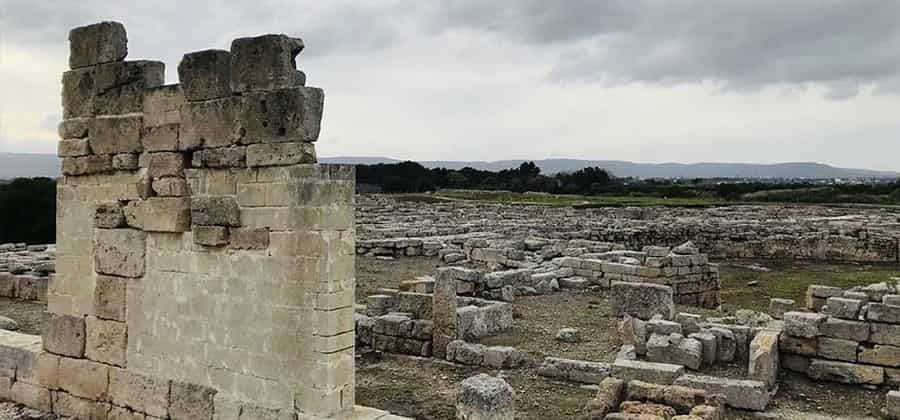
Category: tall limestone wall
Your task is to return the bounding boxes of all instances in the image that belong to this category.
[0,21,376,420]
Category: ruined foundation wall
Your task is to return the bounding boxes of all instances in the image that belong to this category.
[0,21,368,419]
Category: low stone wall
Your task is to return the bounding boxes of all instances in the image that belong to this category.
[0,244,54,302]
[780,282,900,386]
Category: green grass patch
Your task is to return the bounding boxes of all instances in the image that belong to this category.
[718,259,900,313]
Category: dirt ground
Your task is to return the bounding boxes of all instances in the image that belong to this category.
[355,255,443,303]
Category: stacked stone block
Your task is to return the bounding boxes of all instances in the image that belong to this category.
[0,20,377,420]
[780,282,900,387]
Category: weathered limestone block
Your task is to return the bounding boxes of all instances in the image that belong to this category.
[783,311,826,338]
[112,153,139,170]
[108,368,170,418]
[152,177,189,197]
[124,198,191,232]
[52,391,109,419]
[85,316,127,367]
[94,201,125,228]
[230,34,305,92]
[191,196,241,226]
[817,337,858,362]
[43,313,85,357]
[62,155,113,176]
[194,225,229,247]
[867,303,900,324]
[858,344,900,367]
[143,85,184,127]
[584,377,625,420]
[62,67,96,118]
[779,334,818,357]
[432,268,458,359]
[108,406,147,420]
[240,87,323,143]
[94,275,126,322]
[178,49,232,101]
[169,380,217,420]
[748,330,779,388]
[142,124,180,152]
[58,357,109,400]
[180,97,243,150]
[767,298,794,320]
[58,138,91,157]
[456,374,515,420]
[93,60,164,114]
[537,357,611,384]
[93,228,147,277]
[871,322,900,346]
[625,380,706,414]
[229,228,270,250]
[10,381,51,412]
[68,21,127,69]
[143,152,187,178]
[611,359,684,385]
[246,142,316,167]
[618,401,676,418]
[807,359,884,385]
[610,281,675,320]
[89,116,143,155]
[821,297,863,320]
[59,118,91,139]
[820,317,869,342]
[192,146,247,168]
[673,375,769,411]
[704,327,736,363]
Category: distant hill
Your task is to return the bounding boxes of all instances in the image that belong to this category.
[2,153,897,180]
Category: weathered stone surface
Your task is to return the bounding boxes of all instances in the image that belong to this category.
[246,142,316,167]
[143,84,184,127]
[143,152,187,178]
[112,153,139,170]
[142,123,180,152]
[239,87,323,143]
[124,198,191,232]
[433,268,458,359]
[783,311,827,338]
[10,381,51,412]
[779,334,818,356]
[58,357,109,400]
[230,34,305,92]
[192,146,247,168]
[59,118,91,139]
[62,155,113,176]
[767,298,794,320]
[867,303,900,324]
[748,330,779,388]
[93,60,164,114]
[191,196,241,226]
[69,21,127,69]
[170,380,216,420]
[94,275,126,322]
[85,316,127,367]
[152,177,189,197]
[93,228,147,277]
[625,380,706,414]
[178,49,232,101]
[820,317,869,342]
[194,225,229,247]
[584,377,625,420]
[229,228,270,250]
[673,374,769,411]
[62,67,96,118]
[94,201,125,228]
[871,322,900,346]
[43,313,86,357]
[610,281,675,320]
[821,297,863,320]
[537,357,611,384]
[456,373,515,420]
[858,344,900,367]
[108,368,170,418]
[58,138,91,157]
[817,337,858,362]
[52,391,109,419]
[611,359,684,385]
[89,116,143,154]
[180,97,243,150]
[807,359,884,385]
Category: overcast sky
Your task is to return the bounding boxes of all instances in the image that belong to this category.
[1,1,899,170]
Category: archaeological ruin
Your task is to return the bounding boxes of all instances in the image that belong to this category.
[1,20,900,420]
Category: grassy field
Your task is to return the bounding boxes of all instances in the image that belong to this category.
[718,259,900,312]
[397,190,731,207]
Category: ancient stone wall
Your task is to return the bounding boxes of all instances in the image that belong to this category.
[0,20,393,420]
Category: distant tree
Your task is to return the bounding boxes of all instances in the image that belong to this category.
[0,178,56,244]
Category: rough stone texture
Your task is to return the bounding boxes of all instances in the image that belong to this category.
[192,146,247,168]
[170,380,217,420]
[180,97,242,150]
[432,267,458,359]
[456,374,515,420]
[783,311,827,338]
[58,357,109,400]
[230,34,305,92]
[93,60,164,114]
[58,138,91,157]
[94,201,125,228]
[94,275,126,321]
[93,228,147,277]
[240,87,323,143]
[43,314,85,357]
[191,196,241,226]
[610,281,675,320]
[142,124,180,152]
[89,116,143,155]
[673,374,769,411]
[178,49,232,101]
[194,225,229,247]
[748,330,779,388]
[229,228,270,250]
[68,21,128,69]
[611,359,684,385]
[584,377,625,420]
[537,357,611,384]
[85,316,127,367]
[62,155,113,176]
[246,142,316,167]
[152,177,189,197]
[624,380,706,414]
[807,359,884,385]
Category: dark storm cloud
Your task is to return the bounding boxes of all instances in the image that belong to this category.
[2,0,898,95]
